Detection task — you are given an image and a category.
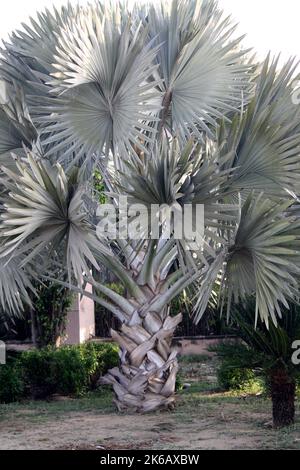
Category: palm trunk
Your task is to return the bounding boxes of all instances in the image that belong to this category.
[270,368,295,428]
[97,240,192,412]
[101,295,182,412]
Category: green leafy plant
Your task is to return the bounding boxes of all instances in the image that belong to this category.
[31,282,74,348]
[216,355,259,392]
[52,343,119,395]
[86,342,120,388]
[20,348,57,399]
[19,343,119,399]
[94,170,107,205]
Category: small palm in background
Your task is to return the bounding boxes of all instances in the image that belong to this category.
[214,303,300,428]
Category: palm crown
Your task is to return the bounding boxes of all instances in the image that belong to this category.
[0,0,300,412]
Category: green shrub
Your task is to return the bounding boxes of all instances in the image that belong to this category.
[212,341,265,392]
[19,342,119,399]
[51,346,91,395]
[217,361,256,391]
[0,362,24,403]
[50,343,120,395]
[20,348,57,398]
[91,342,119,371]
[0,343,119,402]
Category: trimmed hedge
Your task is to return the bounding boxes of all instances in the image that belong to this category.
[0,342,119,403]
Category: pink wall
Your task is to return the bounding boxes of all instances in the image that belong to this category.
[64,284,95,345]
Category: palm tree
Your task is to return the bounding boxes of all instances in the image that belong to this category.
[215,305,300,428]
[0,0,300,413]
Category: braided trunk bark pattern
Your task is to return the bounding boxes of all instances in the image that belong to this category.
[102,296,182,413]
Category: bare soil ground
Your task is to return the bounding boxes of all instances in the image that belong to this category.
[0,356,299,450]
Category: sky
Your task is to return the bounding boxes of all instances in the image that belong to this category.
[0,0,299,67]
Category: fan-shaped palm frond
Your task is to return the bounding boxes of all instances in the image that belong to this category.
[218,56,300,197]
[0,255,35,315]
[34,4,161,168]
[0,2,80,80]
[0,4,84,170]
[0,84,38,167]
[109,138,237,252]
[0,150,109,283]
[253,55,300,132]
[144,0,249,140]
[194,194,300,327]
